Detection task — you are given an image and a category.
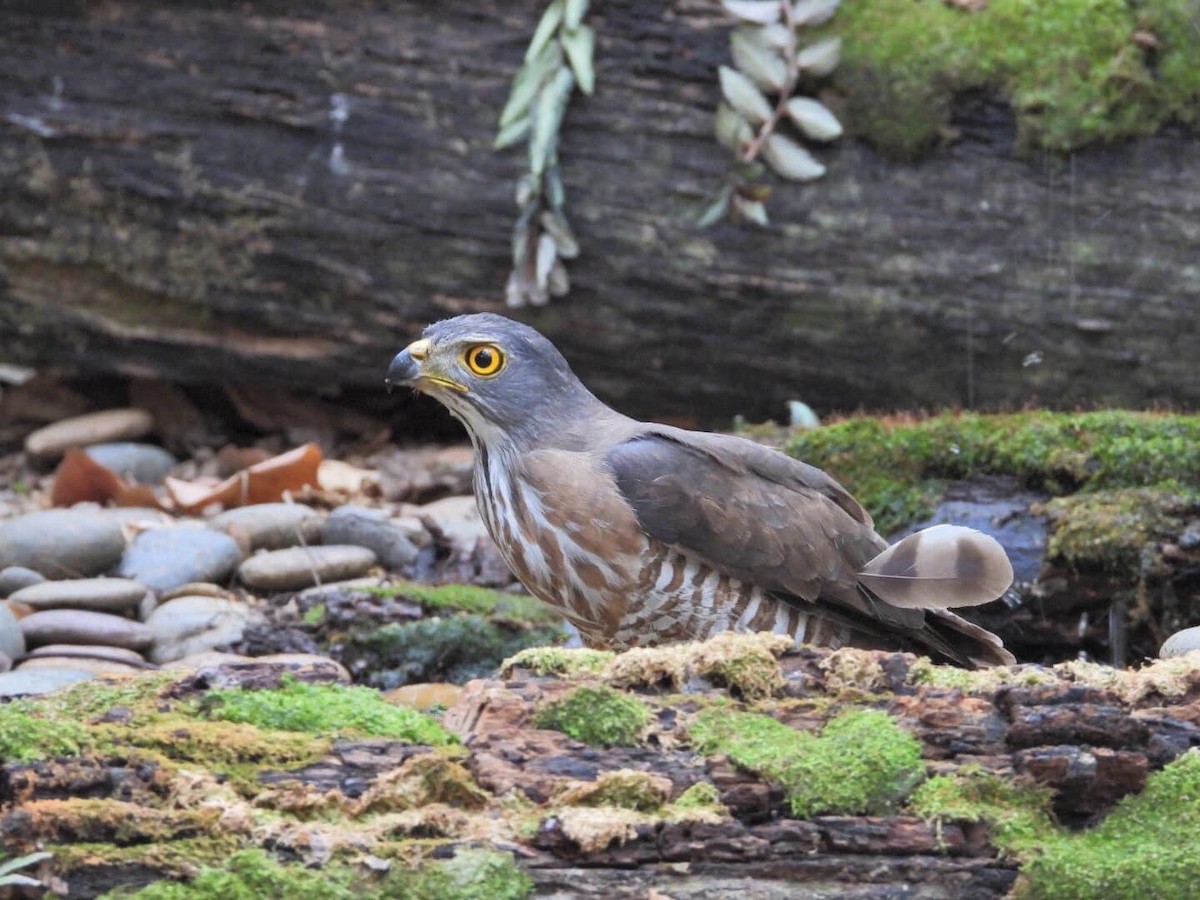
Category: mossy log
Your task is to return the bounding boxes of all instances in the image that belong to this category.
[1,2,1199,425]
[2,638,1200,898]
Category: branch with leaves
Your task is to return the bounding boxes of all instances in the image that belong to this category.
[703,0,844,226]
[494,0,594,307]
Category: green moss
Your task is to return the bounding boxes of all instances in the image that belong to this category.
[1021,750,1200,899]
[783,411,1200,534]
[823,0,1200,157]
[500,646,615,678]
[1041,487,1195,571]
[54,837,246,878]
[910,768,1059,854]
[671,781,725,813]
[0,703,90,762]
[561,770,670,812]
[97,847,532,900]
[364,581,559,625]
[689,708,924,818]
[34,672,178,725]
[199,678,455,746]
[534,685,650,748]
[301,602,327,626]
[345,614,566,689]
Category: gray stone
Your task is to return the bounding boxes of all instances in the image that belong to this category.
[257,653,351,683]
[20,609,154,651]
[0,651,10,673]
[26,644,148,665]
[238,545,377,592]
[1160,625,1200,659]
[208,503,324,551]
[10,577,149,612]
[0,668,95,697]
[85,442,177,483]
[405,495,489,547]
[117,527,243,593]
[102,507,174,528]
[16,656,146,676]
[0,510,127,577]
[162,651,253,669]
[0,566,46,597]
[0,602,26,660]
[320,506,419,570]
[145,595,265,664]
[24,408,155,460]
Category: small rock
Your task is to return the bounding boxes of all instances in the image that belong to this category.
[0,509,127,577]
[0,601,27,660]
[385,682,463,710]
[208,503,324,551]
[138,592,158,622]
[117,527,243,593]
[405,495,489,546]
[101,507,174,528]
[145,595,265,664]
[160,582,231,602]
[0,652,10,673]
[20,609,154,651]
[85,442,177,483]
[0,668,95,697]
[257,653,351,683]
[1160,626,1200,659]
[238,545,377,592]
[390,517,433,549]
[9,577,149,612]
[25,644,148,665]
[320,506,419,571]
[24,408,155,460]
[0,566,46,596]
[16,656,146,676]
[162,651,254,669]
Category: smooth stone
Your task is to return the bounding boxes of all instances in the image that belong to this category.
[25,408,155,460]
[0,510,127,577]
[238,545,377,592]
[295,577,386,601]
[0,651,10,673]
[25,644,148,665]
[20,609,154,651]
[16,656,146,676]
[406,495,489,546]
[0,565,46,596]
[101,507,174,528]
[145,595,264,664]
[0,668,95,697]
[162,651,253,669]
[139,592,158,622]
[1160,626,1200,659]
[116,527,243,593]
[208,503,324,551]
[385,682,462,710]
[85,442,177,483]
[257,653,351,683]
[320,506,419,571]
[0,601,26,660]
[390,517,433,549]
[10,577,149,612]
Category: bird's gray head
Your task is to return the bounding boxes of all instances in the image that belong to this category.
[386,313,605,450]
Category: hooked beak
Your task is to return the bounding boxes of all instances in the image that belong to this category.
[385,338,467,394]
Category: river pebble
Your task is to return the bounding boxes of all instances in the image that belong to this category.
[320,506,419,570]
[20,609,154,651]
[25,644,149,665]
[16,656,147,676]
[1160,625,1200,659]
[117,527,243,593]
[405,495,489,546]
[238,545,377,592]
[208,503,324,551]
[145,595,264,664]
[0,604,25,661]
[24,408,155,460]
[0,668,95,698]
[85,442,177,483]
[0,510,126,577]
[9,577,149,612]
[0,566,46,596]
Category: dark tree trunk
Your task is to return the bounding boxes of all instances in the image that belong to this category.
[1,0,1197,426]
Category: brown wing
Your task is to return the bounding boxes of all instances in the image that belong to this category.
[605,426,925,632]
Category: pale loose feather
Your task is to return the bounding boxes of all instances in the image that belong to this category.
[857,524,1013,610]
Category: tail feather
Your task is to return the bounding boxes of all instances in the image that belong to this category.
[928,609,1016,667]
[858,524,1013,610]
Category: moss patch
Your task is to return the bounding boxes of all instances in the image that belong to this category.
[1040,487,1196,571]
[198,678,455,746]
[534,685,650,748]
[605,633,791,699]
[0,704,90,762]
[910,767,1059,855]
[364,581,559,625]
[823,0,1200,157]
[689,708,924,818]
[500,646,615,679]
[783,411,1200,535]
[558,769,671,812]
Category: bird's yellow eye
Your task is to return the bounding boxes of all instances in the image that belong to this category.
[464,344,505,377]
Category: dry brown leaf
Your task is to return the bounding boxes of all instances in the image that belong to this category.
[51,449,162,509]
[166,443,323,514]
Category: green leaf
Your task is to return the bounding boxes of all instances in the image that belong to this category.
[791,0,840,27]
[548,260,571,297]
[697,184,734,227]
[535,233,558,290]
[564,0,589,31]
[529,66,575,176]
[562,24,596,95]
[525,0,565,64]
[763,132,826,181]
[718,65,773,125]
[498,41,561,130]
[546,165,566,209]
[785,96,842,141]
[731,28,788,91]
[734,195,770,226]
[715,103,753,152]
[796,37,841,76]
[494,116,531,150]
[722,0,783,25]
[0,852,51,877]
[541,209,579,258]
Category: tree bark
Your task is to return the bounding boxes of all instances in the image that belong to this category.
[1,1,1197,425]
